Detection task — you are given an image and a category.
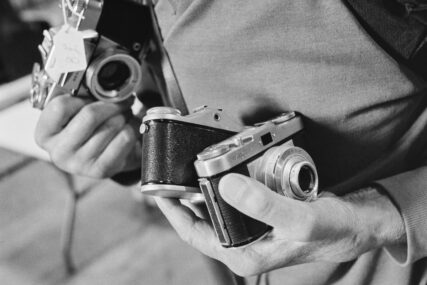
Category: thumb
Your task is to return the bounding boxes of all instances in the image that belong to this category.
[219,174,315,232]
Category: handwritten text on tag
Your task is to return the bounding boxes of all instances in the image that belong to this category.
[45,25,87,81]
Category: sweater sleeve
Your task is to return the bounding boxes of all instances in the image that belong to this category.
[375,166,427,265]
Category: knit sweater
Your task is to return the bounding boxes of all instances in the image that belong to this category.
[155,0,427,284]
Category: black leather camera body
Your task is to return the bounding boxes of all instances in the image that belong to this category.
[194,112,319,247]
[140,106,243,201]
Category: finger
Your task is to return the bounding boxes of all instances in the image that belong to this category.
[180,199,211,220]
[91,123,139,177]
[219,174,316,240]
[35,94,92,148]
[60,98,135,151]
[155,197,287,277]
[318,191,336,198]
[154,197,223,260]
[116,119,142,171]
[78,112,132,159]
[109,115,143,173]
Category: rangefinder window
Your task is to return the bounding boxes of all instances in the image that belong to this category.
[261,132,273,146]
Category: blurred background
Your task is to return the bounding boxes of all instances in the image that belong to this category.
[0,1,224,284]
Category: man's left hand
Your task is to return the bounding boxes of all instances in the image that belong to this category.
[155,173,406,276]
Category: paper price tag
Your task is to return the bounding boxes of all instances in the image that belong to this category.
[45,25,87,81]
[45,45,62,82]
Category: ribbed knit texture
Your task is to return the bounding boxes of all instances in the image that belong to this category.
[154,0,427,284]
[377,166,427,265]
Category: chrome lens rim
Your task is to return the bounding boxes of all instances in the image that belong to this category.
[288,160,318,200]
[255,144,318,201]
[86,52,142,102]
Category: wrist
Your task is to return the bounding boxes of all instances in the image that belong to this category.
[343,186,406,249]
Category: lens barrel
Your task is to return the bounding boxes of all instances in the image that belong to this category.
[97,61,131,91]
[255,144,318,201]
[86,50,142,102]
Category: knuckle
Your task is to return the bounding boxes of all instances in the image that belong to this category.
[79,105,99,126]
[89,166,108,179]
[50,152,72,173]
[50,146,82,175]
[250,194,274,220]
[77,152,112,179]
[48,96,69,117]
[90,160,112,179]
[104,115,126,132]
[50,147,67,165]
[66,159,83,175]
[119,126,136,145]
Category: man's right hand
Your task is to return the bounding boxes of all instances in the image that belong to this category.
[34,94,141,179]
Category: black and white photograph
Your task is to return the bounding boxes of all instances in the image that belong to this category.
[1,0,426,284]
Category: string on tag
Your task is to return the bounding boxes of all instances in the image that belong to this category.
[62,0,68,25]
[61,0,86,28]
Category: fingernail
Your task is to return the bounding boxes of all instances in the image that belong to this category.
[219,174,248,203]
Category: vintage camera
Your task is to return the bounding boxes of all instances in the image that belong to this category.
[194,112,319,247]
[140,106,243,201]
[30,0,159,109]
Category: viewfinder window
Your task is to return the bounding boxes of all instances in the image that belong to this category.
[261,133,273,146]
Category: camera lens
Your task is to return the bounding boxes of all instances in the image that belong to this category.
[255,145,318,201]
[297,165,316,193]
[97,61,131,91]
[288,160,318,200]
[86,51,142,102]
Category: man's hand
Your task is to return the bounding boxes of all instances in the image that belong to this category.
[35,94,141,178]
[155,174,406,276]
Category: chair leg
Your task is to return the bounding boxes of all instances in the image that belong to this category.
[60,171,79,275]
[61,191,77,274]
